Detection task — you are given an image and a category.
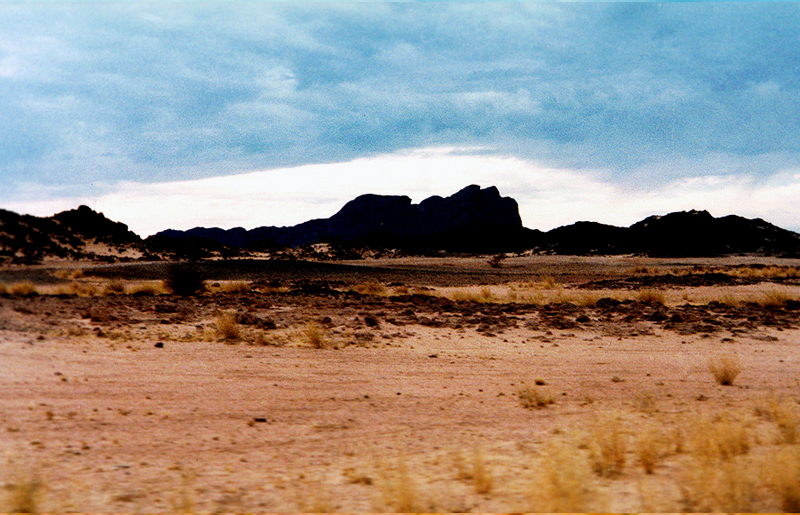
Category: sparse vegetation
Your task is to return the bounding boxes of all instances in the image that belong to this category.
[529,440,595,512]
[709,354,742,386]
[9,282,37,295]
[4,471,42,513]
[587,414,627,477]
[517,386,555,409]
[635,289,665,305]
[214,312,241,342]
[353,281,387,296]
[163,264,207,296]
[487,253,506,269]
[302,321,327,349]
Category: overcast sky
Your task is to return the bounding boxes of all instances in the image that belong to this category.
[2,2,800,236]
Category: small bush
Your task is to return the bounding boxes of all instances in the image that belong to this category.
[5,472,42,513]
[588,415,627,477]
[303,322,327,349]
[129,283,164,296]
[353,282,387,296]
[163,264,207,296]
[517,386,555,410]
[216,281,251,293]
[709,354,742,386]
[9,282,36,295]
[529,441,594,512]
[771,446,800,512]
[103,280,126,295]
[760,288,796,309]
[636,428,663,474]
[487,253,506,269]
[635,289,665,305]
[214,312,241,342]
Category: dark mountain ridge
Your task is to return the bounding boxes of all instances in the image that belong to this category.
[3,186,800,262]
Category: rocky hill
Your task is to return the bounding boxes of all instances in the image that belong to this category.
[0,205,145,264]
[150,185,534,254]
[3,187,800,262]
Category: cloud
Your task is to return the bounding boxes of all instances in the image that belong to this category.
[1,3,800,191]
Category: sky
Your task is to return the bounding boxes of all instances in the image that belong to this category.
[2,2,800,237]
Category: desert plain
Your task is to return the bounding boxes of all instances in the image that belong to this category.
[1,254,800,512]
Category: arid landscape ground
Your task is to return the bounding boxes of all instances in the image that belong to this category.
[2,254,800,512]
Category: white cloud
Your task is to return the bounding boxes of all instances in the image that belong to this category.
[5,147,800,238]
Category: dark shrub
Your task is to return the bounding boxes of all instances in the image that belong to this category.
[163,264,207,296]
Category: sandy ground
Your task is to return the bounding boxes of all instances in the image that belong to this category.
[1,255,800,512]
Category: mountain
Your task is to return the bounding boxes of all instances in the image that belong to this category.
[0,205,144,264]
[3,188,800,262]
[540,210,800,257]
[150,185,533,253]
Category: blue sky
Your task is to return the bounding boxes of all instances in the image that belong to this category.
[2,3,800,236]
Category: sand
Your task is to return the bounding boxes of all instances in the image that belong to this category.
[1,255,799,512]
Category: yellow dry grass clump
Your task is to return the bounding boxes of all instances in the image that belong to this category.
[302,321,327,349]
[517,385,555,410]
[353,281,387,296]
[587,414,627,477]
[214,312,241,342]
[709,354,742,386]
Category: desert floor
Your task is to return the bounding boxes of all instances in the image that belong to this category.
[1,255,800,512]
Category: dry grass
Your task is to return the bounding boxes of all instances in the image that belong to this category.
[517,386,555,409]
[755,396,800,444]
[215,281,251,293]
[770,445,800,512]
[353,281,387,296]
[635,289,666,305]
[681,456,761,512]
[759,287,798,308]
[129,282,167,296]
[373,458,422,512]
[302,321,327,349]
[4,471,43,513]
[689,411,751,461]
[636,427,663,474]
[214,312,241,342]
[470,448,493,495]
[709,354,742,386]
[528,440,595,512]
[587,414,627,477]
[8,282,37,295]
[103,280,126,295]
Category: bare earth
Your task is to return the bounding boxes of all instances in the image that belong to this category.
[1,255,800,512]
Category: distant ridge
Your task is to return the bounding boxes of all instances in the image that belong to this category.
[2,186,800,263]
[150,185,533,253]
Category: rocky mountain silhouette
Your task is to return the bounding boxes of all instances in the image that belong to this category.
[3,187,800,262]
[0,205,143,264]
[151,185,533,253]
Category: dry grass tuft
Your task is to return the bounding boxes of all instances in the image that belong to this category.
[353,281,387,296]
[759,287,797,308]
[303,321,327,349]
[689,411,751,461]
[517,386,555,410]
[4,471,43,513]
[635,289,665,305]
[587,414,627,477]
[636,427,664,474]
[528,440,595,512]
[770,446,800,512]
[471,448,493,495]
[755,396,800,444]
[129,282,166,296]
[709,354,742,386]
[216,281,251,293]
[214,312,241,342]
[9,282,37,295]
[374,458,422,512]
[103,280,126,295]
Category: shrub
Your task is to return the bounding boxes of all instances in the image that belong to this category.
[517,386,555,410]
[163,264,207,296]
[214,312,241,342]
[103,280,126,295]
[709,354,742,386]
[760,288,796,309]
[487,253,506,269]
[635,289,665,305]
[529,441,594,512]
[636,428,663,474]
[353,282,386,296]
[771,446,800,512]
[588,415,627,477]
[303,322,327,349]
[9,282,36,295]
